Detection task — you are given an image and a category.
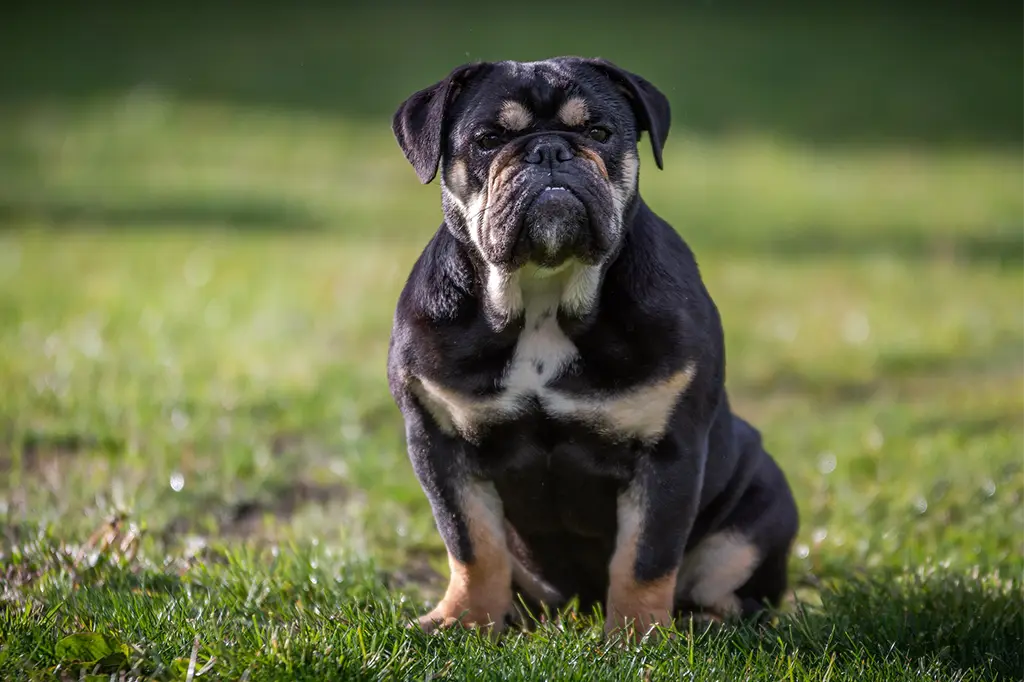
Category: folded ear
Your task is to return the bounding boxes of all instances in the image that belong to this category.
[392,63,489,184]
[583,58,672,170]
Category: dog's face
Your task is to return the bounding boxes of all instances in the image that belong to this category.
[393,57,671,272]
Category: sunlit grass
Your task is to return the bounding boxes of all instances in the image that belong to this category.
[2,529,1021,681]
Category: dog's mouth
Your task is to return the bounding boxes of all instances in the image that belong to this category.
[519,185,590,268]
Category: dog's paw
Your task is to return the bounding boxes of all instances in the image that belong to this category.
[413,599,511,636]
[604,575,677,644]
[603,608,674,644]
[677,610,726,635]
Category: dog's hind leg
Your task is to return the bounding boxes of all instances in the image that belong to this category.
[675,420,799,622]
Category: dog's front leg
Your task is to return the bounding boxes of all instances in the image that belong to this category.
[400,397,513,634]
[605,431,705,641]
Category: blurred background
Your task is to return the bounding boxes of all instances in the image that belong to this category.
[1,1,1021,586]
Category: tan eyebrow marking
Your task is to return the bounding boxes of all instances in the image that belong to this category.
[498,100,533,131]
[558,96,590,127]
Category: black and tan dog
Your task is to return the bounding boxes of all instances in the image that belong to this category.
[387,56,799,639]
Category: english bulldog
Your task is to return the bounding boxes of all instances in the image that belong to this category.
[386,56,799,640]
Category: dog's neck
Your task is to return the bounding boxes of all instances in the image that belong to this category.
[451,196,647,333]
[482,260,604,330]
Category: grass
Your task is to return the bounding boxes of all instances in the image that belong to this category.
[1,2,1022,680]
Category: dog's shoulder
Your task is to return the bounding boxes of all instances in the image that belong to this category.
[548,201,725,398]
[609,201,722,339]
[388,224,517,397]
[394,223,476,326]
[609,201,729,419]
[388,225,466,391]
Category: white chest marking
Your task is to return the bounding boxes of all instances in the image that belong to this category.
[503,286,578,398]
[414,268,697,442]
[416,274,576,435]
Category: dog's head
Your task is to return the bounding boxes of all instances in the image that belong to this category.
[392,57,671,272]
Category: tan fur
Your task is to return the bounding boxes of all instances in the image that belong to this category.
[486,266,524,322]
[605,485,676,638]
[412,375,509,439]
[418,482,513,633]
[499,100,533,131]
[546,361,698,441]
[410,378,460,435]
[558,96,590,127]
[445,159,471,203]
[465,190,488,255]
[610,151,638,232]
[676,531,759,619]
[413,355,696,443]
[577,147,609,180]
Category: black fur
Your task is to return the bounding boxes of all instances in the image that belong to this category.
[392,62,492,184]
[387,56,799,627]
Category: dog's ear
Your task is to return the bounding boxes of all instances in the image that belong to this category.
[584,58,671,170]
[392,63,488,184]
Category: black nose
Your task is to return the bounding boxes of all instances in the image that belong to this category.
[524,136,575,166]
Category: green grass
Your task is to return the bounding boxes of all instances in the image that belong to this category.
[1,3,1022,680]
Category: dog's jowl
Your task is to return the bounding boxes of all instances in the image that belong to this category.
[387,56,799,638]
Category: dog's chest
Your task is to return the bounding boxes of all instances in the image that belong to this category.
[414,276,697,443]
[501,292,578,404]
[419,289,583,428]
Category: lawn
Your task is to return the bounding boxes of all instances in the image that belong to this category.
[1,3,1022,681]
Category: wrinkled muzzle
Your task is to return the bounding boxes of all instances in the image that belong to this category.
[475,133,618,270]
[521,187,588,268]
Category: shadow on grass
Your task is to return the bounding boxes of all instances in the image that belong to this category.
[1,1,1021,151]
[0,196,325,231]
[761,568,1024,680]
[159,479,353,543]
[690,221,1024,268]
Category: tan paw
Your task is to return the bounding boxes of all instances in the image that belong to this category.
[604,605,674,643]
[414,593,512,635]
[604,568,678,644]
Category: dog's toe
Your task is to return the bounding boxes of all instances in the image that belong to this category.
[414,606,508,636]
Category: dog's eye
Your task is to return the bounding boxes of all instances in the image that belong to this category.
[587,126,612,143]
[476,133,503,150]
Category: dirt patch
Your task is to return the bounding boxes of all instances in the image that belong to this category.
[222,480,351,537]
[0,427,123,474]
[381,548,447,602]
[160,478,353,542]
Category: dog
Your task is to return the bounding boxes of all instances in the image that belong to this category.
[386,56,799,639]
